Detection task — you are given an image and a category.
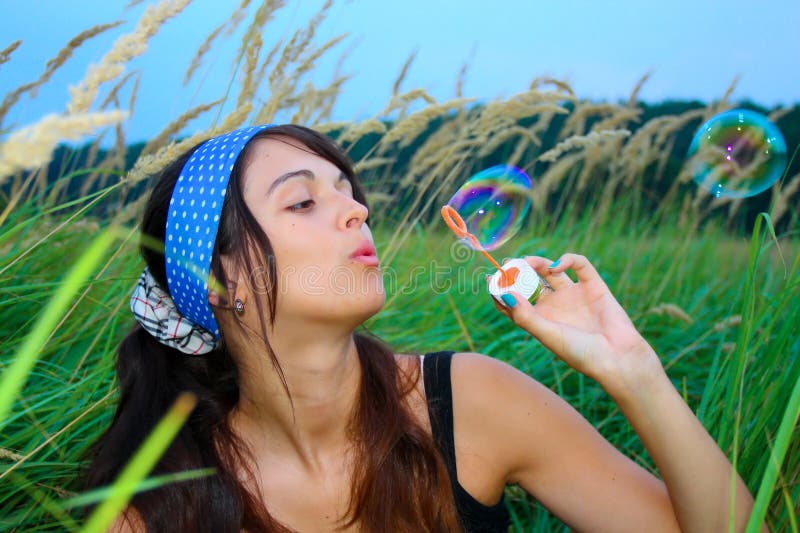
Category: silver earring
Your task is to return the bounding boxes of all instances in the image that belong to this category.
[234,298,245,315]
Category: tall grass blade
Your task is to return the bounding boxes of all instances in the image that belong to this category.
[80,392,197,533]
[745,371,800,533]
[0,226,118,430]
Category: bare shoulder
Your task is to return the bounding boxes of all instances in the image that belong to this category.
[108,508,145,533]
[450,352,679,531]
[450,351,553,416]
[446,352,557,502]
[448,351,589,483]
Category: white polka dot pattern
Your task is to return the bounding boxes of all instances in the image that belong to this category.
[164,124,272,338]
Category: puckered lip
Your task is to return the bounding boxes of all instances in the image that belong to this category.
[349,240,377,259]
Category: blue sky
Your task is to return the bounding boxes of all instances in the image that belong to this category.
[2,0,798,142]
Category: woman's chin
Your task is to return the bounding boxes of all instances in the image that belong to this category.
[352,291,386,322]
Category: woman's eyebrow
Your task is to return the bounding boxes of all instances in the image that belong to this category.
[267,169,315,197]
[266,170,348,197]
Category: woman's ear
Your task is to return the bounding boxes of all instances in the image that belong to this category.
[208,253,239,308]
[207,277,229,308]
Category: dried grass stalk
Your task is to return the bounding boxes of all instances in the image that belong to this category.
[184,25,225,85]
[627,71,652,108]
[381,97,474,148]
[478,125,541,157]
[455,57,471,98]
[768,107,793,123]
[531,152,582,205]
[591,108,642,133]
[476,90,569,135]
[713,315,742,331]
[235,32,262,109]
[0,447,24,461]
[0,111,128,181]
[772,172,800,226]
[314,121,351,134]
[68,0,190,114]
[561,102,623,138]
[0,40,22,67]
[645,303,694,323]
[354,157,394,173]
[182,0,255,84]
[143,100,223,156]
[383,88,437,116]
[408,120,461,175]
[538,129,631,163]
[338,118,387,144]
[721,342,736,353]
[127,94,255,186]
[715,75,740,112]
[529,76,575,97]
[239,0,283,69]
[0,23,124,123]
[365,191,395,206]
[99,71,139,110]
[393,50,417,96]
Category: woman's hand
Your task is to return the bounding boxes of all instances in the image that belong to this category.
[489,253,666,401]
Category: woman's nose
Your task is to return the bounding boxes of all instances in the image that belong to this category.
[342,196,369,230]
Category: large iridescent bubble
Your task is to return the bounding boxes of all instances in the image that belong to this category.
[687,109,787,199]
[446,165,532,251]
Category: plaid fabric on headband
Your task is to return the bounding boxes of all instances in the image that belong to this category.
[131,268,217,355]
[164,124,272,339]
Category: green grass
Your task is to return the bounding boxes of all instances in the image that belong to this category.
[1,187,797,531]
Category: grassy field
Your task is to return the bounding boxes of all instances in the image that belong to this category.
[1,1,799,531]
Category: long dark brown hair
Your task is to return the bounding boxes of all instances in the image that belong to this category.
[83,125,461,532]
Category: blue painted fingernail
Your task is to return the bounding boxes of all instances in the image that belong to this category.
[501,293,517,308]
[549,259,561,269]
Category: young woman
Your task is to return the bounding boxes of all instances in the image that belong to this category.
[86,124,761,532]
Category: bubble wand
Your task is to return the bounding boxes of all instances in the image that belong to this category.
[441,204,544,307]
[440,205,511,284]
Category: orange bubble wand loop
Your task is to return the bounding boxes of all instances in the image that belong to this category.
[441,205,516,287]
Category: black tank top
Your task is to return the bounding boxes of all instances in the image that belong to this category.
[423,351,511,532]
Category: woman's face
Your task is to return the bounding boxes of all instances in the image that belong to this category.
[240,136,385,328]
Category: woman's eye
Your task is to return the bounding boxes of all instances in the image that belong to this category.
[288,199,314,211]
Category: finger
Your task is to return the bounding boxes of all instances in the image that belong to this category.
[485,275,513,317]
[491,295,513,318]
[548,253,602,284]
[498,290,563,346]
[524,255,573,290]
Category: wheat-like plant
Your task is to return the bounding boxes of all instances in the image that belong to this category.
[0,40,22,67]
[380,97,474,148]
[475,90,569,136]
[182,0,257,85]
[0,111,128,181]
[0,23,124,125]
[338,118,387,144]
[771,172,800,226]
[538,129,631,163]
[529,76,575,97]
[767,107,793,123]
[645,303,694,323]
[626,71,652,108]
[560,102,624,139]
[68,0,191,115]
[141,99,224,157]
[591,108,642,133]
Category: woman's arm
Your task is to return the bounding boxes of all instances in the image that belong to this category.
[476,253,764,533]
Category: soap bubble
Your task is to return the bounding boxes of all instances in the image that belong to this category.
[687,109,787,199]
[446,165,532,251]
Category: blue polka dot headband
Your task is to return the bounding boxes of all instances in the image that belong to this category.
[130,124,272,354]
